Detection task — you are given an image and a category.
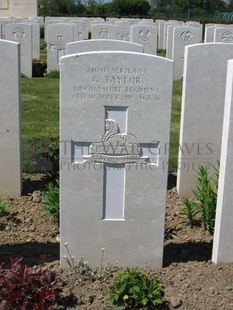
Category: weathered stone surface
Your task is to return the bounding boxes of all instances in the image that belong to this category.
[60,51,173,267]
[177,43,233,197]
[0,39,22,196]
[212,59,233,263]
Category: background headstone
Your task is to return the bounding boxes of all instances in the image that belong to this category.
[172,26,200,80]
[91,23,118,40]
[0,0,38,17]
[0,39,22,196]
[115,21,131,41]
[177,43,233,197]
[6,22,32,77]
[130,24,157,55]
[47,23,79,72]
[166,24,177,59]
[66,39,144,55]
[212,59,233,263]
[214,27,233,43]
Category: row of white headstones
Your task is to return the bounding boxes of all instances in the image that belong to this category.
[2,18,233,79]
[0,38,233,267]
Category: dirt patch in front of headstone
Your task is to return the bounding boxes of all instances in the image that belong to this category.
[1,173,233,309]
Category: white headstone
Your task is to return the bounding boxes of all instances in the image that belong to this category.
[186,21,203,39]
[214,27,233,43]
[172,26,201,80]
[91,23,118,40]
[29,22,40,59]
[212,59,233,263]
[66,39,143,55]
[204,25,224,43]
[115,21,131,41]
[0,39,21,196]
[166,25,177,59]
[177,43,233,197]
[163,21,184,49]
[68,19,84,40]
[0,0,38,17]
[130,25,157,55]
[5,23,32,77]
[157,20,165,49]
[60,51,173,267]
[47,23,79,72]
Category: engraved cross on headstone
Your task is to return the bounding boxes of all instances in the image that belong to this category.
[72,106,159,220]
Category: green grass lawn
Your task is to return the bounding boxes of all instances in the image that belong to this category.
[21,77,59,140]
[21,77,182,172]
[169,80,182,171]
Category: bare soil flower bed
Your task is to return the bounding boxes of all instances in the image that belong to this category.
[1,173,233,309]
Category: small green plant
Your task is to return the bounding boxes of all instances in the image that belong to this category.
[0,256,59,309]
[193,166,218,233]
[180,165,219,234]
[45,70,60,79]
[109,268,163,309]
[43,180,59,222]
[180,198,199,227]
[63,243,107,277]
[0,200,11,217]
[63,243,92,277]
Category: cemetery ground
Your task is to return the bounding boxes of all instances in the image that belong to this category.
[1,78,233,309]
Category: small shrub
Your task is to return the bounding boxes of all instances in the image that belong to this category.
[180,165,219,234]
[32,58,47,77]
[0,201,11,217]
[0,256,59,309]
[193,165,218,233]
[109,268,163,309]
[43,180,59,222]
[40,39,46,50]
[180,198,200,227]
[63,243,106,277]
[45,70,60,79]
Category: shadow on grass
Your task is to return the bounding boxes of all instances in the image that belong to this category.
[0,241,59,266]
[163,240,213,267]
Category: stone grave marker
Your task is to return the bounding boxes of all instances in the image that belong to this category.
[115,21,131,41]
[130,24,157,55]
[68,19,84,40]
[60,51,173,267]
[177,43,233,197]
[0,18,11,39]
[91,23,118,40]
[27,21,40,59]
[214,27,233,43]
[5,22,32,77]
[166,24,177,59]
[172,26,200,80]
[157,20,165,49]
[0,0,38,17]
[66,39,144,55]
[0,39,21,196]
[204,24,224,43]
[163,20,183,49]
[212,59,233,263]
[47,23,79,72]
